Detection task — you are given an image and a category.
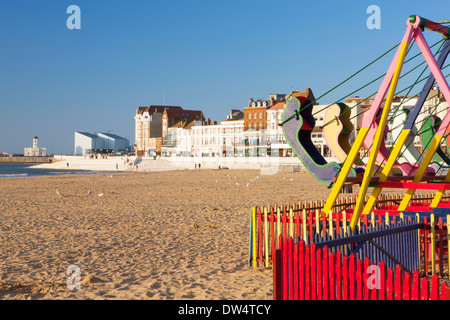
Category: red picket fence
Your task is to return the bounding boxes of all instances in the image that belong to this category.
[273,235,450,300]
[251,199,449,279]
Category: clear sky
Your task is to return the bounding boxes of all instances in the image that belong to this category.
[1,0,449,154]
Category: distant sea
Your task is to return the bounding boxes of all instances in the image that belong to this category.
[0,163,110,178]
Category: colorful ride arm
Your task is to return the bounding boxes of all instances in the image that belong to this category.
[398,20,450,210]
[322,19,419,218]
[323,103,363,165]
[282,96,361,186]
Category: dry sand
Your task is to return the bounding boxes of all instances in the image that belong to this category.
[0,169,336,300]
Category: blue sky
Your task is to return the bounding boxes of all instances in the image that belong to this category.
[0,0,449,154]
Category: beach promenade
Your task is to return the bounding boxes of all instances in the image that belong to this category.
[31,155,311,173]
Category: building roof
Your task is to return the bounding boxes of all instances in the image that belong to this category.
[289,88,316,103]
[164,108,204,120]
[224,109,244,121]
[268,102,285,111]
[98,132,128,140]
[136,106,148,114]
[171,121,188,129]
[137,105,183,115]
[246,99,270,109]
[185,120,198,129]
[222,114,244,121]
[75,132,98,139]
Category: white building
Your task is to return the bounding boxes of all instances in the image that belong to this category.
[189,110,245,157]
[266,102,290,156]
[134,106,167,156]
[221,116,245,157]
[24,136,47,157]
[97,132,130,152]
[74,132,103,155]
[74,132,130,155]
[173,127,193,157]
[191,123,223,157]
[175,108,285,158]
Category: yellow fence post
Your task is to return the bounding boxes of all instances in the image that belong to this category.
[290,208,294,239]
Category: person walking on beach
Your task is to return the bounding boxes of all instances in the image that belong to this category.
[195,163,197,169]
[198,163,201,169]
[116,163,118,170]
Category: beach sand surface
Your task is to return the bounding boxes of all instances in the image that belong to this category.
[0,169,352,300]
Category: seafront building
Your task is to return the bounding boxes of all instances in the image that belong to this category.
[134,91,320,158]
[133,88,450,159]
[188,112,244,157]
[74,132,130,155]
[24,136,47,157]
[134,105,205,156]
[266,101,290,157]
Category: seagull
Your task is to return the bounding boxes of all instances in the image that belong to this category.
[56,189,64,196]
[98,193,104,197]
[236,182,239,186]
[87,189,91,195]
[246,183,249,187]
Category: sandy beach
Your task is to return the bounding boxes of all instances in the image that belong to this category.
[0,168,340,300]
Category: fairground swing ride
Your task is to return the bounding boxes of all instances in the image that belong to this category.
[279,15,450,231]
